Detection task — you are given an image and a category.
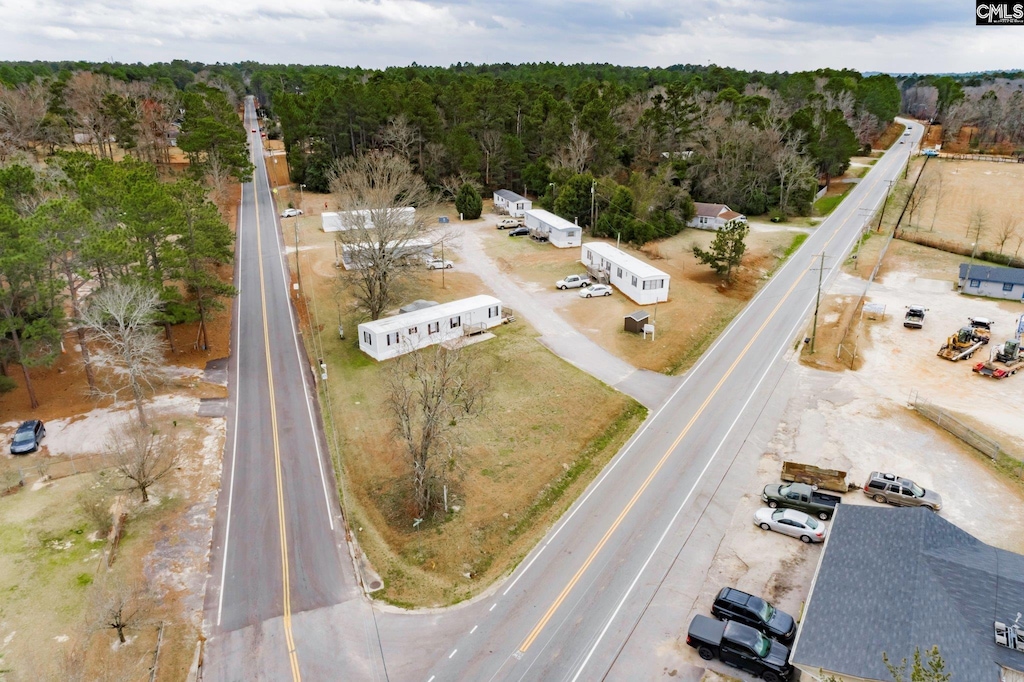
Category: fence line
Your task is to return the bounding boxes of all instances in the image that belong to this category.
[934,152,1024,164]
[0,451,114,494]
[908,391,1006,461]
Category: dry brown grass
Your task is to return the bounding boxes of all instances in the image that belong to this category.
[292,218,642,607]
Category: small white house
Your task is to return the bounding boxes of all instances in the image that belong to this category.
[581,242,670,305]
[321,207,416,233]
[358,295,503,361]
[688,203,746,231]
[523,209,582,249]
[493,190,532,217]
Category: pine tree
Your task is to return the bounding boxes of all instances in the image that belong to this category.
[455,183,482,220]
[692,218,749,282]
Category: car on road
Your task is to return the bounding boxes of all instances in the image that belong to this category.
[711,587,796,644]
[251,127,257,133]
[496,218,522,229]
[862,471,942,511]
[508,227,530,237]
[426,258,453,270]
[753,507,826,543]
[10,419,45,455]
[579,284,612,298]
[556,274,591,290]
[686,615,792,682]
[280,208,303,218]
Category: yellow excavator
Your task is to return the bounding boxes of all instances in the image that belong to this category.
[937,327,984,362]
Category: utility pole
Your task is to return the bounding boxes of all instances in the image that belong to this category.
[810,252,830,353]
[294,220,301,293]
[441,239,446,289]
[590,180,596,229]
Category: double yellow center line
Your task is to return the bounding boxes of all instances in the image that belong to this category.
[251,155,302,680]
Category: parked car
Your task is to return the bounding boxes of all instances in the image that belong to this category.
[10,419,45,455]
[761,482,841,520]
[686,615,792,682]
[862,471,942,511]
[579,284,612,298]
[753,507,826,543]
[711,587,796,644]
[496,217,522,229]
[556,274,591,290]
[922,149,940,157]
[508,227,530,237]
[904,305,926,329]
[426,258,453,270]
[280,208,303,218]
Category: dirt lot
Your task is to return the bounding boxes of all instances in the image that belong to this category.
[288,211,643,607]
[475,214,799,374]
[900,157,1024,258]
[675,237,1024,679]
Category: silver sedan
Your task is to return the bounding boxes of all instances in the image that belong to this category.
[753,507,826,543]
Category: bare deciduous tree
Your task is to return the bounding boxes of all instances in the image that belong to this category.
[553,118,595,173]
[79,282,167,425]
[477,129,503,185]
[330,151,441,320]
[108,419,178,503]
[0,80,49,153]
[995,215,1020,255]
[905,177,932,230]
[929,165,944,231]
[91,575,150,644]
[438,173,480,202]
[379,114,421,161]
[385,342,488,518]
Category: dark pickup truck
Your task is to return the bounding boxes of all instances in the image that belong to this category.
[686,615,793,682]
[762,482,841,520]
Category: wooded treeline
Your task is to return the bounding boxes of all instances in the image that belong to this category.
[901,74,1024,147]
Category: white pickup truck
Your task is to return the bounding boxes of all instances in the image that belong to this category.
[556,274,591,290]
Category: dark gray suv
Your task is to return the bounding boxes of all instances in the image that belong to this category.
[863,471,942,511]
[10,419,46,454]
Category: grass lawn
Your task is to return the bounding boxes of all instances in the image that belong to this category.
[294,221,644,607]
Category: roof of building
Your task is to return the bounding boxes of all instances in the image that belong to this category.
[494,189,528,203]
[625,310,649,321]
[693,202,730,218]
[359,295,501,335]
[720,210,745,221]
[399,300,439,314]
[791,505,1024,680]
[583,242,670,280]
[524,208,578,231]
[959,263,1024,285]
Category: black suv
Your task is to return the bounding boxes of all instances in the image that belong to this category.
[10,419,46,454]
[712,587,796,644]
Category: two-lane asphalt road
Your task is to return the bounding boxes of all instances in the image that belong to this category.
[375,120,925,681]
[202,97,366,681]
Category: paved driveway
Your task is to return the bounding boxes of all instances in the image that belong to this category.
[454,217,679,409]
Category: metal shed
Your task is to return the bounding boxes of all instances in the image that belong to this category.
[624,310,649,333]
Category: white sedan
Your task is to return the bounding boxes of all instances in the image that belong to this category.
[753,508,826,543]
[579,284,612,298]
[280,208,303,218]
[426,258,453,270]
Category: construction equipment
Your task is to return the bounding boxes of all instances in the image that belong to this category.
[972,316,1023,378]
[937,327,984,361]
[968,317,994,344]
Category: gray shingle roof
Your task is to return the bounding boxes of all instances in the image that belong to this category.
[791,506,1024,680]
[494,189,527,203]
[959,263,1024,285]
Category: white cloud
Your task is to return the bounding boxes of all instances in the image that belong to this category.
[0,0,1020,74]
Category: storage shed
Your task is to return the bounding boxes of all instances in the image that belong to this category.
[623,310,649,333]
[493,190,532,217]
[358,295,503,361]
[523,209,582,248]
[581,242,670,305]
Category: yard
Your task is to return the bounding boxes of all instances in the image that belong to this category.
[475,213,800,374]
[287,212,644,607]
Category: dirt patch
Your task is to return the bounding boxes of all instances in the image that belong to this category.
[874,121,907,151]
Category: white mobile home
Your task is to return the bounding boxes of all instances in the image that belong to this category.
[358,295,503,361]
[523,209,582,249]
[581,242,670,305]
[493,190,532,217]
[321,207,416,233]
[340,237,433,270]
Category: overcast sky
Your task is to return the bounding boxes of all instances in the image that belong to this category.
[1,0,1021,74]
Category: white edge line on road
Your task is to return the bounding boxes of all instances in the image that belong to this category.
[569,294,817,682]
[471,625,478,634]
[503,157,872,594]
[490,603,497,612]
[217,175,247,627]
[428,676,435,682]
[255,99,336,532]
[449,649,458,659]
